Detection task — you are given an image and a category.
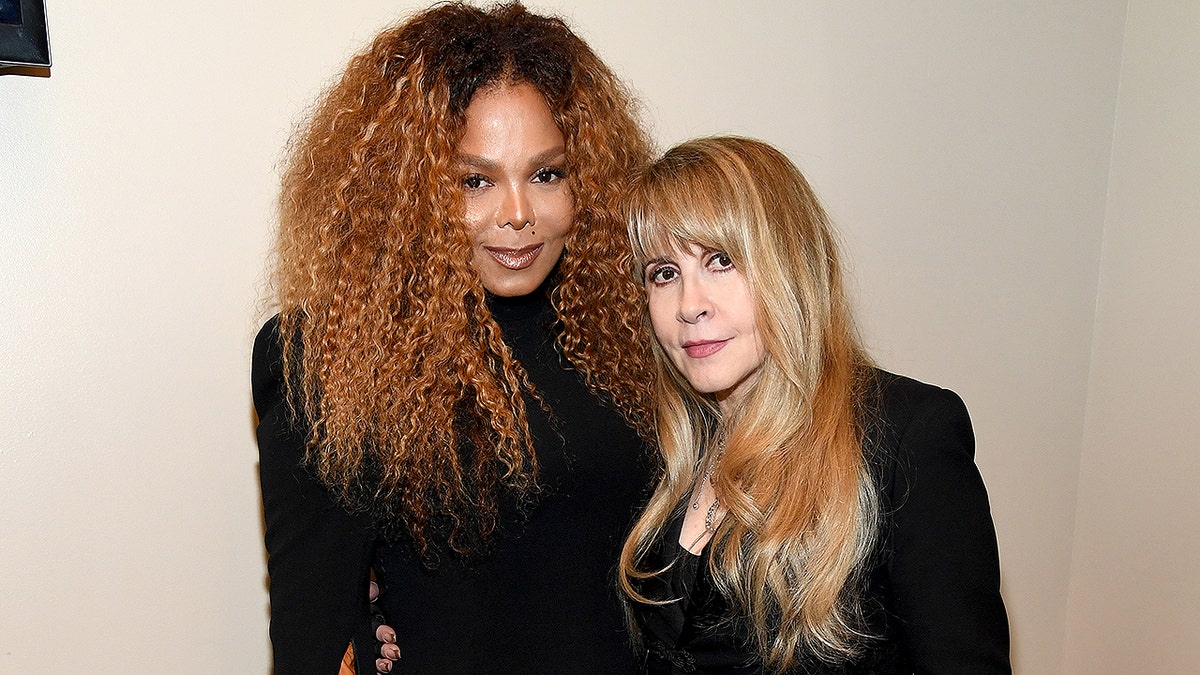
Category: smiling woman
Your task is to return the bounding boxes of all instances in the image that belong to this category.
[458,82,574,298]
[254,3,656,673]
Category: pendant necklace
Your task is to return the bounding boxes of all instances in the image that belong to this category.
[690,438,725,533]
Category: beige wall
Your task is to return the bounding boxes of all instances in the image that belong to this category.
[1062,2,1200,672]
[1,1,1189,672]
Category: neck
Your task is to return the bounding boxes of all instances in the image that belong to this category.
[486,283,552,323]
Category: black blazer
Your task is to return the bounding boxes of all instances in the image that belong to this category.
[634,370,1011,674]
[253,318,377,675]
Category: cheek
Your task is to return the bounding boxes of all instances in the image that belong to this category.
[734,285,761,337]
[540,193,574,236]
[646,294,670,340]
[648,297,676,353]
[743,306,767,371]
[647,296,686,373]
[463,199,492,238]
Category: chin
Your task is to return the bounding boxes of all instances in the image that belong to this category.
[678,373,724,395]
[482,272,551,297]
[489,286,540,298]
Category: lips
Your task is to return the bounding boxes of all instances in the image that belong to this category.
[484,243,543,270]
[682,338,731,359]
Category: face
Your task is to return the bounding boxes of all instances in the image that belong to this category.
[643,244,766,412]
[456,82,574,297]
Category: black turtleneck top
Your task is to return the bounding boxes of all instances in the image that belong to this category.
[253,290,651,674]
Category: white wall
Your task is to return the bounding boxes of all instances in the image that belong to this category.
[565,5,1126,668]
[2,1,1185,673]
[1062,2,1200,672]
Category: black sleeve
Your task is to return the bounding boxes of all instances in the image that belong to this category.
[253,317,377,675]
[885,384,1011,674]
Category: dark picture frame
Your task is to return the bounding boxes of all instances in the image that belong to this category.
[0,0,51,68]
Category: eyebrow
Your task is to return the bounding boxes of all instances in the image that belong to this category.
[454,147,567,172]
[641,256,674,278]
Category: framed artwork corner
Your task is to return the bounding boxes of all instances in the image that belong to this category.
[0,0,51,71]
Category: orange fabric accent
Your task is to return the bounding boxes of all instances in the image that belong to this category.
[338,642,356,675]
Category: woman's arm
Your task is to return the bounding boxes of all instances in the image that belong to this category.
[254,317,377,675]
[882,378,1011,674]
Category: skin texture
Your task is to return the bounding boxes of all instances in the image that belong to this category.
[643,244,766,413]
[458,83,574,297]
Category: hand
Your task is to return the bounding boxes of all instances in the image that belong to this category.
[369,581,400,673]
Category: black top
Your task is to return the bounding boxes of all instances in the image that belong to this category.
[632,371,1010,674]
[253,290,651,674]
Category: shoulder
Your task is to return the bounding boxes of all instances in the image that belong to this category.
[867,369,969,431]
[251,315,288,418]
[861,368,978,497]
[862,371,1011,670]
[864,369,972,451]
[252,315,284,366]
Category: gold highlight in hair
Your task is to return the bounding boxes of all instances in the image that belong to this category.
[619,136,879,668]
[271,2,654,559]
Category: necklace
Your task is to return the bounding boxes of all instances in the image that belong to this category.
[688,473,722,534]
[704,495,722,533]
[690,439,725,532]
[690,462,716,510]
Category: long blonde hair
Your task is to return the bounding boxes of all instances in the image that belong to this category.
[619,136,878,668]
[274,2,654,559]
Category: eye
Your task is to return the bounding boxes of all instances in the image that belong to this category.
[462,173,491,191]
[707,251,734,270]
[532,167,566,184]
[646,264,679,285]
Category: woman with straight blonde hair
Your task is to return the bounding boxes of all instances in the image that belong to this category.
[619,136,1010,673]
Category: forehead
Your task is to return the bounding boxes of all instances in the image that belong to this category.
[629,180,741,263]
[457,82,564,159]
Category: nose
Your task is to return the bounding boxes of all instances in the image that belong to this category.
[499,183,532,230]
[677,275,712,324]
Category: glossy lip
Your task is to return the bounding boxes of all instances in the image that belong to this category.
[484,243,543,271]
[681,338,731,359]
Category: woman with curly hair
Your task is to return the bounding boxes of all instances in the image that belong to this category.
[619,137,1010,673]
[252,3,655,673]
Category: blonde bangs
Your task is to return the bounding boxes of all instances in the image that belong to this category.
[627,145,764,275]
[620,136,878,670]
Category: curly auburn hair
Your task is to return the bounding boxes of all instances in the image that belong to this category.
[273,2,654,558]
